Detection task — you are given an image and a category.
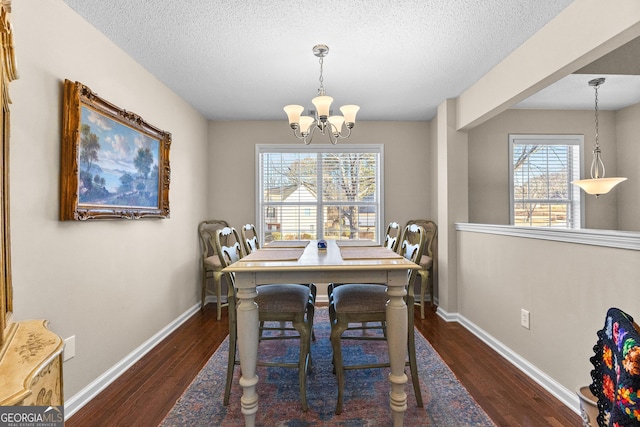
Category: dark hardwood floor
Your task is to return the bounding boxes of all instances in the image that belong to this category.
[66,303,582,426]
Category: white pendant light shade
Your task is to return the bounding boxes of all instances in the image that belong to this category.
[328,115,345,133]
[340,105,360,124]
[312,95,333,117]
[299,116,315,134]
[573,177,627,197]
[284,105,304,125]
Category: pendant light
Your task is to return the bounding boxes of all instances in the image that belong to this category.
[573,77,626,197]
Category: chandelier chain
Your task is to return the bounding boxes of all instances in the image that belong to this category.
[318,56,324,95]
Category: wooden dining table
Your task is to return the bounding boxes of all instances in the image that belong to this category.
[223,239,420,426]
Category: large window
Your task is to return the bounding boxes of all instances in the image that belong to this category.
[509,134,583,228]
[257,144,383,243]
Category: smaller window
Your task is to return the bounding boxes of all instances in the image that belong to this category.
[509,134,583,228]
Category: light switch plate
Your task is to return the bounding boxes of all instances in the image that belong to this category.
[64,335,76,361]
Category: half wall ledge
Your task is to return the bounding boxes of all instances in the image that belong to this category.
[455,223,640,251]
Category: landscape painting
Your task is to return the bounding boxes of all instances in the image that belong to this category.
[60,80,171,220]
[78,105,160,208]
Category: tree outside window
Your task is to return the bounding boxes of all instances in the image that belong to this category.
[509,135,583,228]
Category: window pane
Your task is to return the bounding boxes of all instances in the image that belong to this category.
[510,135,582,228]
[262,152,317,201]
[258,146,382,242]
[322,153,377,203]
[514,203,569,227]
[323,205,377,240]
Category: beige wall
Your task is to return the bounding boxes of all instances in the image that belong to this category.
[11,0,209,398]
[468,108,623,230]
[616,103,640,231]
[207,121,432,230]
[457,230,640,392]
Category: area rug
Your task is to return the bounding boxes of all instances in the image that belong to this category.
[161,308,496,426]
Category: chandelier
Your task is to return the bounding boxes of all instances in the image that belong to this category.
[284,44,360,145]
[572,77,626,197]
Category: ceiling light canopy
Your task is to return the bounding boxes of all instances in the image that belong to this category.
[284,44,360,145]
[572,78,626,197]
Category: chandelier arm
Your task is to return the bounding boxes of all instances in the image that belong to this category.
[304,123,320,145]
[291,124,315,145]
[327,123,339,144]
[317,119,327,135]
[291,125,306,141]
[335,126,353,139]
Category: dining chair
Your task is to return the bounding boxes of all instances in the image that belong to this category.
[383,221,401,251]
[215,226,315,411]
[241,223,317,339]
[197,219,229,319]
[407,219,438,318]
[327,223,425,414]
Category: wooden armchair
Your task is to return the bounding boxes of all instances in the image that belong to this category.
[407,219,438,318]
[197,219,229,319]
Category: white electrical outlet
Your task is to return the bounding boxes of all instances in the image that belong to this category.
[63,335,76,361]
[521,309,530,329]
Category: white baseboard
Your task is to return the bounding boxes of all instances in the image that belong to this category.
[435,306,581,416]
[64,303,201,420]
[64,299,581,420]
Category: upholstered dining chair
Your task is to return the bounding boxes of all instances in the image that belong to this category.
[197,219,229,319]
[383,221,401,251]
[241,223,317,339]
[407,219,438,318]
[214,226,316,411]
[327,223,426,414]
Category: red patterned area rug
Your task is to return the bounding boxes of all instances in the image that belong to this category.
[161,308,496,426]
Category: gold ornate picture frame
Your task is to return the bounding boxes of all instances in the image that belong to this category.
[60,80,171,220]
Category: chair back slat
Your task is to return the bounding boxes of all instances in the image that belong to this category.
[398,223,426,290]
[215,227,243,268]
[384,221,401,252]
[241,224,260,255]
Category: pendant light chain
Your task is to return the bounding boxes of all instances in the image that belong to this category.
[593,82,600,151]
[588,78,606,180]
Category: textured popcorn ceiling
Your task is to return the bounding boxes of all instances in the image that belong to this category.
[59,0,599,121]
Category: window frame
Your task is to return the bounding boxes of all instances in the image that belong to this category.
[255,144,384,243]
[508,134,584,228]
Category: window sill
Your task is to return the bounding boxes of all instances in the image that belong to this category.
[455,223,640,251]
